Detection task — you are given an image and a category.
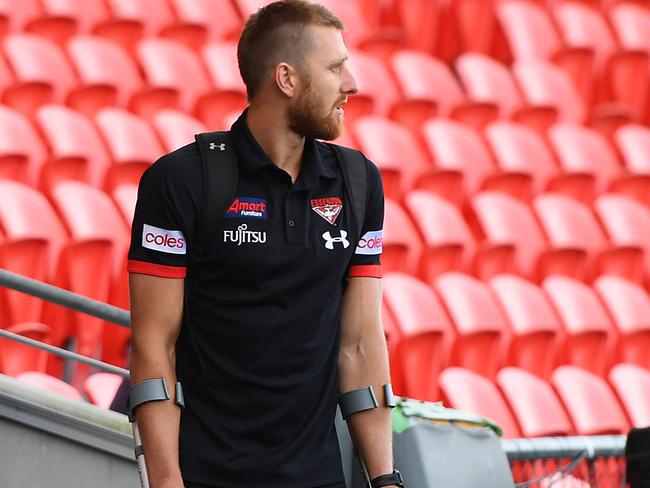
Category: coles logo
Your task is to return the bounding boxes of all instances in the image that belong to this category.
[142,224,186,255]
[355,230,383,255]
[226,197,268,219]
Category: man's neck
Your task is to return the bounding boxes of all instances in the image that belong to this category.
[246,104,305,183]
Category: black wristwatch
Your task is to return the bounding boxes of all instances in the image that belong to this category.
[370,468,405,488]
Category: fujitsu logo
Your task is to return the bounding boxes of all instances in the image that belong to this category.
[223,224,267,246]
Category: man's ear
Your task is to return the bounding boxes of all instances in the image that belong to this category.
[275,62,299,98]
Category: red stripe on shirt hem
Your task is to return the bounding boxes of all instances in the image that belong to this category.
[127,260,186,279]
[348,264,382,278]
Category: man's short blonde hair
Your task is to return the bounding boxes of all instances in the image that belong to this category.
[237,0,344,101]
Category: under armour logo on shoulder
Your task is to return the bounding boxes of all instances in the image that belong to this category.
[209,142,226,151]
[322,230,350,250]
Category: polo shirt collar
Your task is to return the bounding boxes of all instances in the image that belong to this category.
[230,110,337,188]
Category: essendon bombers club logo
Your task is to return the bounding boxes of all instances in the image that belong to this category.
[226,197,268,219]
[311,196,343,225]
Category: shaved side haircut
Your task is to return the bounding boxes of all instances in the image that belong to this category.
[237,0,344,101]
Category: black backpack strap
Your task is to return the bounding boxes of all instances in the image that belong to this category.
[192,131,238,265]
[183,131,238,376]
[328,144,368,243]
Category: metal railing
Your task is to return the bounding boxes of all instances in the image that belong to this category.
[0,268,130,378]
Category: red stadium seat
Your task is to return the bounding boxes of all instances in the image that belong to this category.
[383,198,422,275]
[17,371,83,400]
[0,181,67,324]
[111,184,137,226]
[594,275,650,369]
[0,105,47,186]
[551,365,629,435]
[0,0,42,34]
[423,119,531,200]
[94,108,165,192]
[66,35,144,115]
[497,367,573,437]
[615,124,650,179]
[433,272,507,379]
[0,322,50,376]
[383,273,453,400]
[403,191,474,282]
[490,275,561,379]
[200,41,248,129]
[513,59,587,124]
[136,38,211,117]
[23,0,110,47]
[608,3,650,56]
[162,0,243,51]
[534,193,643,282]
[496,0,593,98]
[553,2,649,119]
[352,116,460,202]
[2,34,77,116]
[549,123,650,204]
[594,194,650,282]
[346,49,400,123]
[390,50,496,133]
[609,363,650,427]
[48,182,129,365]
[319,0,402,61]
[542,276,614,376]
[439,367,521,439]
[469,192,557,280]
[83,372,124,409]
[35,104,112,189]
[97,0,176,54]
[151,109,207,153]
[484,121,559,195]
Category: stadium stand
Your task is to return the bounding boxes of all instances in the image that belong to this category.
[542,275,614,376]
[433,272,506,379]
[551,365,629,435]
[490,274,560,379]
[609,363,650,427]
[1,0,649,484]
[594,275,650,370]
[383,272,452,401]
[439,367,522,439]
[497,367,573,437]
[0,322,50,376]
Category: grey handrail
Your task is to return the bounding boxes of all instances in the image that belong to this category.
[0,329,129,377]
[0,268,130,327]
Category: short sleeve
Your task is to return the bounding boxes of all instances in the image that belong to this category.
[347,158,384,279]
[127,144,200,279]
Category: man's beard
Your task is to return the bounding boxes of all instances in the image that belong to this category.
[287,79,343,141]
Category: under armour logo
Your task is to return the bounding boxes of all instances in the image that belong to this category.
[209,142,226,151]
[322,230,350,250]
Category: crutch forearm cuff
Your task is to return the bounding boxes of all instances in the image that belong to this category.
[127,378,184,422]
[339,384,396,419]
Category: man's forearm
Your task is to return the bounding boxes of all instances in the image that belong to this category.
[130,345,184,487]
[338,331,396,481]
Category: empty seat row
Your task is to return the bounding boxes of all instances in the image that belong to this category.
[384,190,650,285]
[382,271,650,401]
[352,115,650,204]
[441,364,649,439]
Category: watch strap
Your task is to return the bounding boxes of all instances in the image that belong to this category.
[370,469,404,488]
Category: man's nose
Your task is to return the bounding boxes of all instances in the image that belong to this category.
[341,65,358,95]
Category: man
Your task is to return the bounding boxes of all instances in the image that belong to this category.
[127,1,399,487]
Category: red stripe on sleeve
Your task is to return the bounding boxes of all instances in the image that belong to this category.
[348,264,382,279]
[127,260,186,279]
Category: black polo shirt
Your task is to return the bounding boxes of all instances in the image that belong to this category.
[127,111,384,488]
